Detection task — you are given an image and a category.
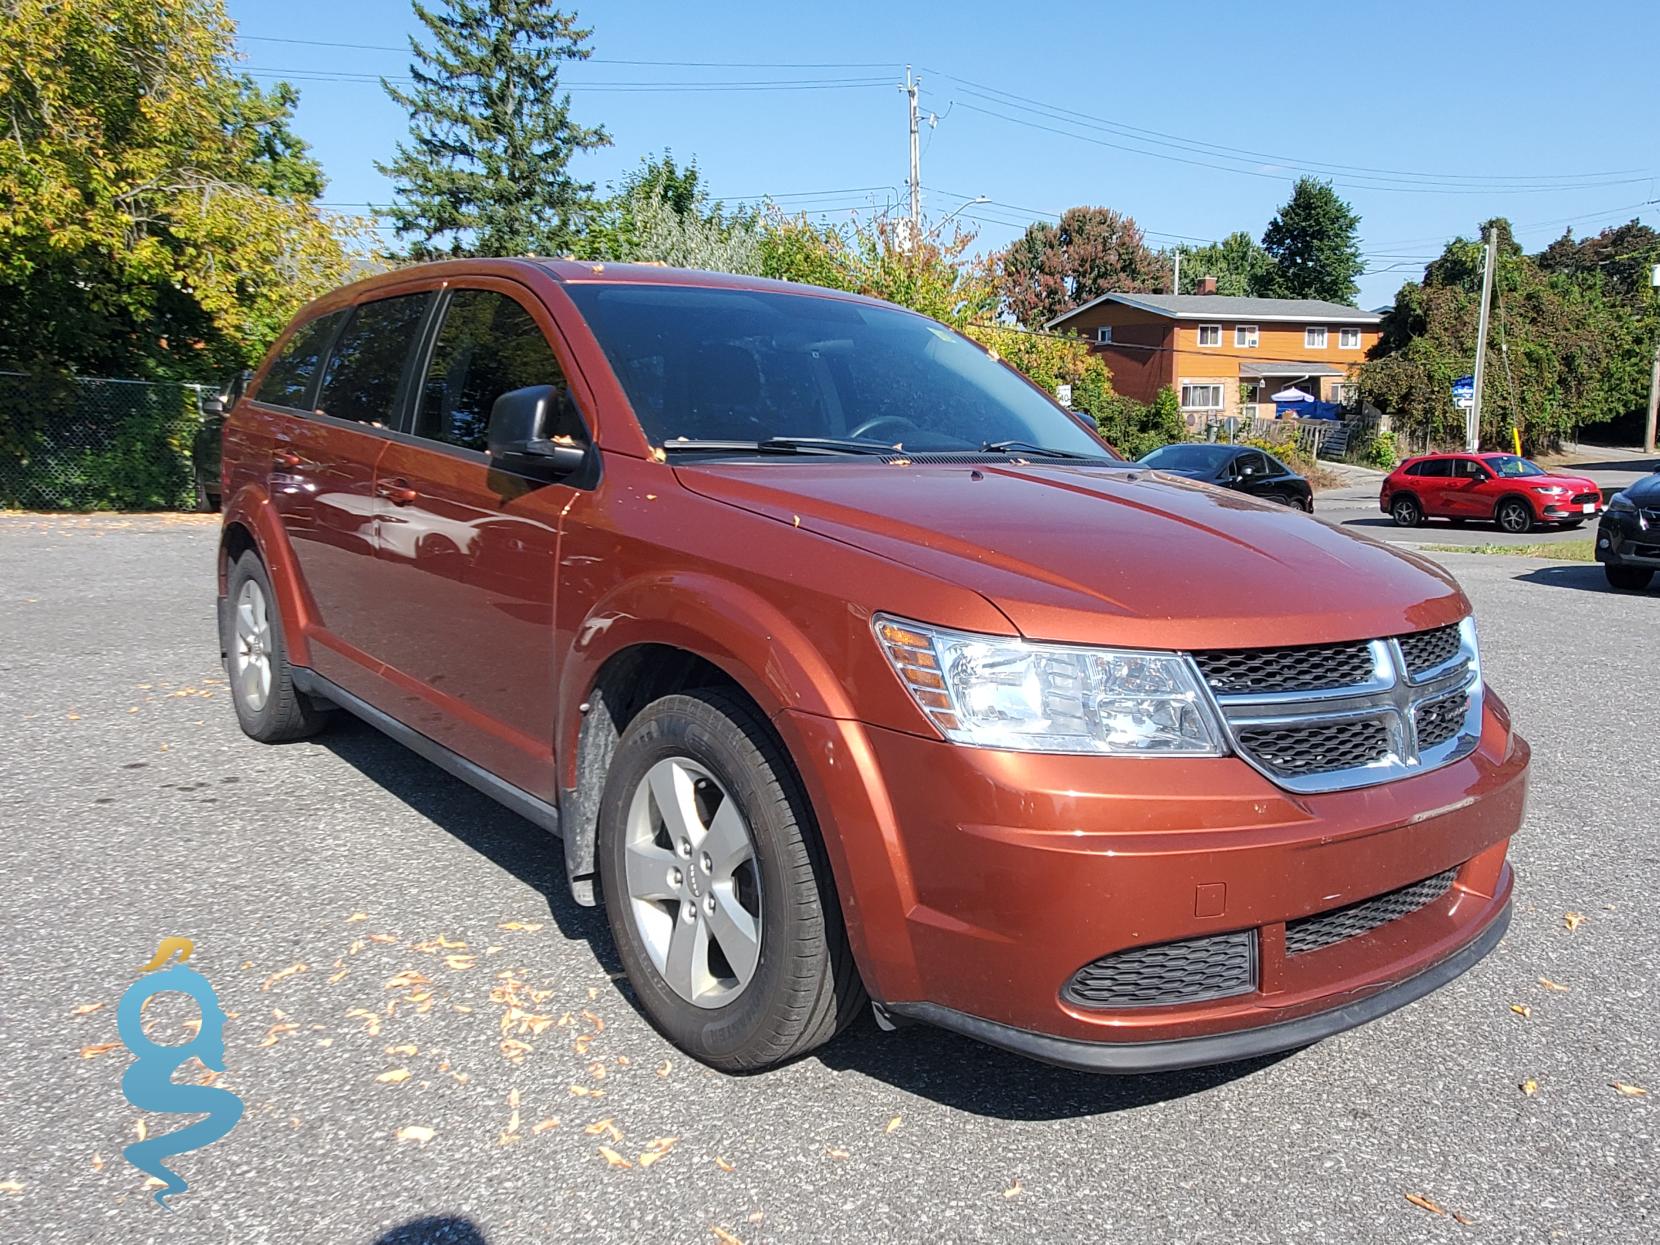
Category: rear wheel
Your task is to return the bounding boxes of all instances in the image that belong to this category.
[1390,494,1423,527]
[1495,498,1534,534]
[598,690,863,1072]
[1605,565,1654,591]
[1293,494,1313,513]
[224,551,330,743]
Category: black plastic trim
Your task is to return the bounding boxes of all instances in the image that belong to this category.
[290,668,561,838]
[885,900,1509,1074]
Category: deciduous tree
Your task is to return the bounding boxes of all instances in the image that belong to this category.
[996,207,1167,328]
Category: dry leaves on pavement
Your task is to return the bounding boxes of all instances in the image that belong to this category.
[376,1069,413,1085]
[597,1146,632,1169]
[1509,1004,1532,1018]
[1538,977,1569,991]
[1611,1082,1648,1097]
[71,1003,105,1017]
[1562,912,1585,932]
[261,963,307,992]
[395,1125,436,1146]
[1521,1079,1539,1096]
[79,1043,121,1059]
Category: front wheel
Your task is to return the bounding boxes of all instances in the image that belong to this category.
[598,690,863,1072]
[223,551,331,743]
[1390,494,1423,528]
[1495,498,1534,534]
[1606,565,1654,591]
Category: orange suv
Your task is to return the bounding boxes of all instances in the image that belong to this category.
[217,261,1528,1073]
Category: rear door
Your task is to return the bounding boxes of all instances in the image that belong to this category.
[269,290,434,696]
[368,281,593,800]
[1413,458,1454,515]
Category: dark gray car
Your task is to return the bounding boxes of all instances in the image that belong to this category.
[1596,469,1660,590]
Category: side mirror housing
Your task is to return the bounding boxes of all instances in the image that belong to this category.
[487,384,589,479]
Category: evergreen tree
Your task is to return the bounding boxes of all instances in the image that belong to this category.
[1257,177,1364,304]
[379,0,610,259]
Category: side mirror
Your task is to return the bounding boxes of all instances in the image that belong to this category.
[487,385,588,479]
[223,369,252,408]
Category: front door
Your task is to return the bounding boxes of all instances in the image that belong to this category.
[1443,457,1491,517]
[369,283,590,800]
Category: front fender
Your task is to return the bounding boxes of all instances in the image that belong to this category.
[219,485,315,668]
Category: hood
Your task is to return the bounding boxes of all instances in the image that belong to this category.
[675,461,1468,649]
[1516,470,1599,492]
[1618,472,1660,505]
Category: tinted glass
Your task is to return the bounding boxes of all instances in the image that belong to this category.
[563,284,1112,457]
[1139,443,1233,473]
[314,294,430,426]
[1416,459,1453,478]
[256,310,343,408]
[415,290,574,451]
[1236,451,1271,476]
[1484,455,1546,478]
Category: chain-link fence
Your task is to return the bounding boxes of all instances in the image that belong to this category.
[0,372,212,511]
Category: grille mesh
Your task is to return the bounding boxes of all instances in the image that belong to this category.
[1192,641,1374,695]
[1397,625,1462,678]
[1234,718,1389,776]
[1285,869,1459,956]
[1065,930,1256,1008]
[1415,691,1469,749]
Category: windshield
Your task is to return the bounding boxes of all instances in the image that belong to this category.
[562,283,1115,457]
[1483,455,1546,478]
[1139,443,1234,473]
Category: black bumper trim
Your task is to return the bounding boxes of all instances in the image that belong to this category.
[886,899,1510,1074]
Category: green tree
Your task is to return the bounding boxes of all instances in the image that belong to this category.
[379,0,610,258]
[996,207,1168,328]
[0,0,369,378]
[582,153,763,272]
[1171,231,1276,296]
[1257,178,1364,303]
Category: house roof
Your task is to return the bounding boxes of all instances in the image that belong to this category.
[1239,362,1346,378]
[1046,292,1384,330]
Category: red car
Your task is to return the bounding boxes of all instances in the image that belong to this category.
[1381,452,1602,533]
[216,260,1527,1073]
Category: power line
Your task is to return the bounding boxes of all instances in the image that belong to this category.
[242,67,892,92]
[236,33,895,69]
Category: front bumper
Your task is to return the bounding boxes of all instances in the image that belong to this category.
[1596,511,1660,567]
[782,694,1527,1071]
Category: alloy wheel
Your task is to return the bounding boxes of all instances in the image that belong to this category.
[232,578,273,712]
[622,756,763,1008]
[1497,501,1531,533]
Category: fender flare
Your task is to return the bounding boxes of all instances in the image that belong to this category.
[217,486,315,668]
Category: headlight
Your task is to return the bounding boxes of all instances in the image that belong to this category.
[1608,491,1635,513]
[873,615,1226,755]
[1532,485,1567,496]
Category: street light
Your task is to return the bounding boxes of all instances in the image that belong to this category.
[928,195,988,238]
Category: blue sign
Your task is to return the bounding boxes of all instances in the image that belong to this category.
[1451,375,1475,399]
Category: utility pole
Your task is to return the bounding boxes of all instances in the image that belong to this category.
[903,66,921,248]
[1468,225,1497,453]
[1646,263,1659,454]
[1172,249,1182,296]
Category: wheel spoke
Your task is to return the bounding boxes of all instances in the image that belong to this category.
[238,661,263,704]
[707,887,760,985]
[703,800,752,879]
[663,910,709,1000]
[647,760,699,845]
[624,840,680,903]
[236,596,259,638]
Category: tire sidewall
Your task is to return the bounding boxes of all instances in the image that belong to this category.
[597,696,811,1066]
[1391,495,1421,527]
[225,552,284,737]
[1497,500,1531,533]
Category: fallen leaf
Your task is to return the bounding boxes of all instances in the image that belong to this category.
[443,955,476,971]
[656,1059,672,1078]
[395,1125,435,1145]
[71,1002,105,1017]
[134,1120,147,1141]
[568,1083,603,1097]
[346,912,368,923]
[1510,1004,1532,1018]
[581,1009,605,1031]
[1538,977,1569,992]
[1563,911,1585,932]
[90,1154,104,1171]
[258,1023,299,1047]
[1521,1078,1539,1096]
[1405,1193,1447,1216]
[1003,1178,1024,1199]
[261,963,307,992]
[78,1042,121,1059]
[884,1115,903,1133]
[376,1069,413,1084]
[498,921,544,933]
[327,969,349,985]
[1452,1211,1475,1226]
[0,1181,23,1196]
[368,933,399,944]
[710,1228,743,1245]
[345,1008,383,1036]
[714,1156,735,1172]
[533,1118,560,1134]
[1612,1082,1649,1097]
[825,1146,849,1160]
[500,1038,532,1064]
[584,1118,624,1142]
[637,1137,679,1167]
[597,1145,633,1169]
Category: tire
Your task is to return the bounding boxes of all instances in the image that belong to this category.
[1495,498,1534,534]
[1605,565,1654,591]
[598,689,864,1072]
[1390,494,1423,528]
[194,472,220,514]
[223,551,331,743]
[1293,494,1313,513]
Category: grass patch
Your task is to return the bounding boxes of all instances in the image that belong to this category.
[1421,538,1596,562]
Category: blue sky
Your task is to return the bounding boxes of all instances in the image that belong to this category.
[226,0,1659,308]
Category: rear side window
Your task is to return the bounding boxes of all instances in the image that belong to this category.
[314,294,431,426]
[1412,459,1452,478]
[255,310,343,409]
[413,289,575,451]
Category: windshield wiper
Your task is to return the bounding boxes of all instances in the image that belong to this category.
[981,438,1104,461]
[662,436,897,457]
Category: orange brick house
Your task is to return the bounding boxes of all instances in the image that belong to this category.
[1045,289,1383,423]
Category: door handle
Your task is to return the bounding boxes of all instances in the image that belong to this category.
[273,448,302,469]
[377,478,419,506]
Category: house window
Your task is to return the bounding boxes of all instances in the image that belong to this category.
[1234,324,1259,348]
[1305,326,1328,349]
[1339,327,1362,349]
[1197,323,1221,347]
[1095,326,1113,344]
[1180,382,1225,411]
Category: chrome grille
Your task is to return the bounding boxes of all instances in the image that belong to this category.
[1193,641,1374,694]
[1195,619,1482,794]
[1397,625,1461,679]
[1064,930,1256,1009]
[1285,868,1458,956]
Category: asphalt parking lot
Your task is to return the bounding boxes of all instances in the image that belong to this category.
[1,512,1655,1244]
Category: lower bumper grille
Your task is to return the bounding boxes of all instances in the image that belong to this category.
[1285,868,1458,956]
[1064,930,1256,1008]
